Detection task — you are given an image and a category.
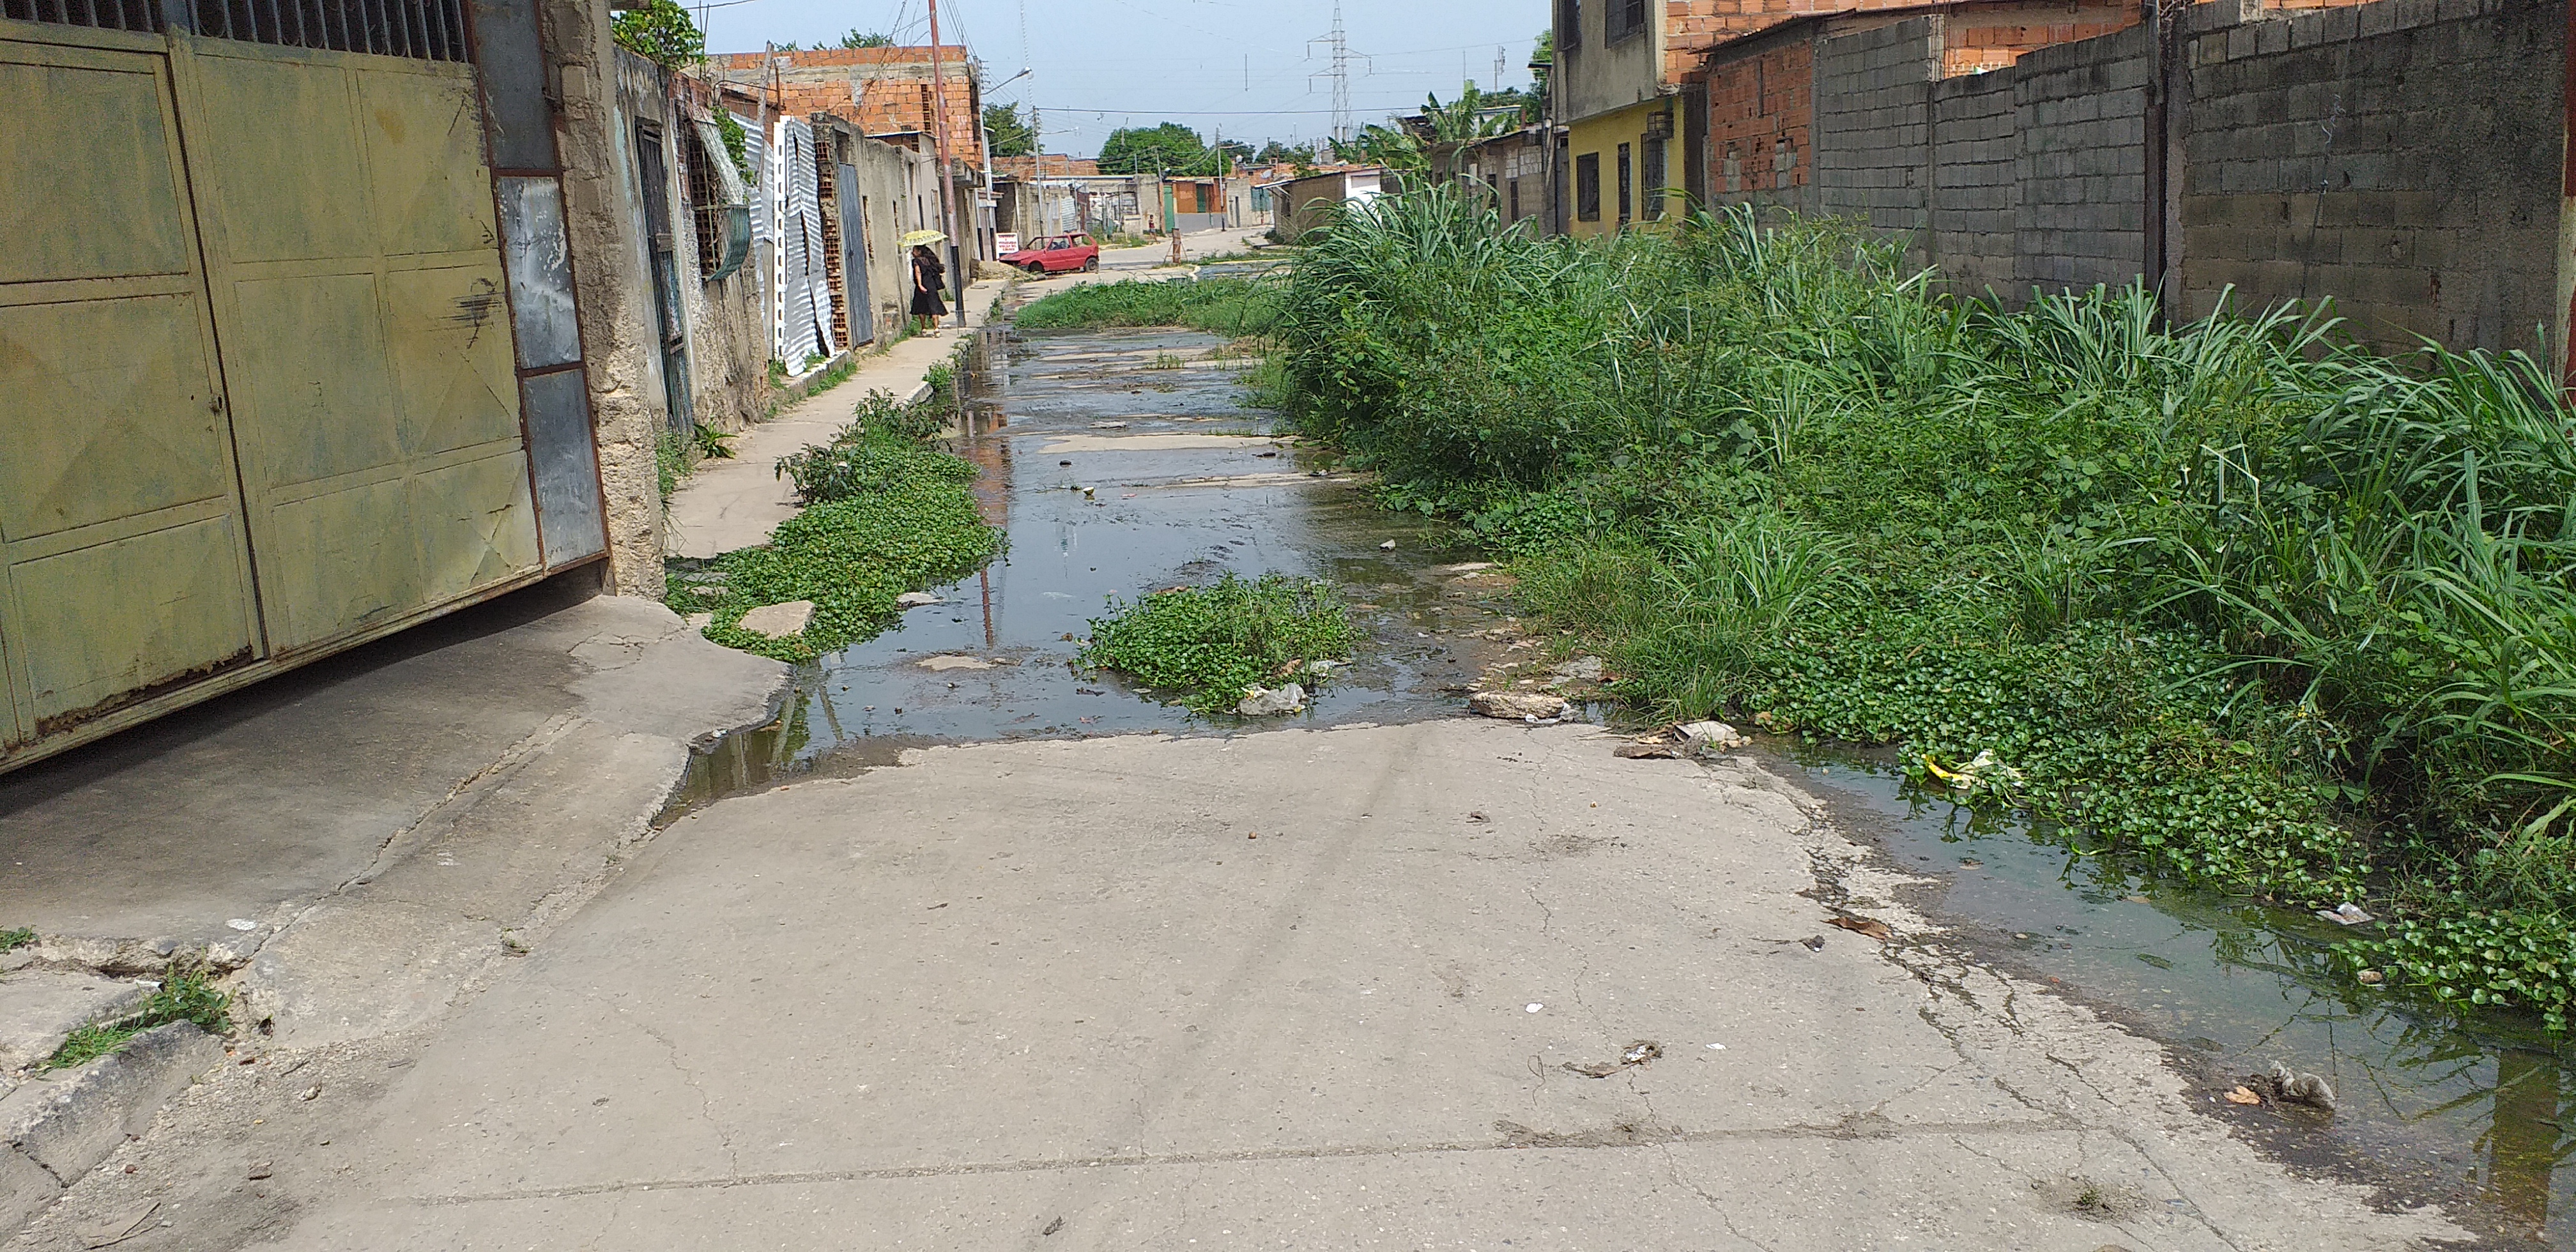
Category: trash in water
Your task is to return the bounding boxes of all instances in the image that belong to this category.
[1378,540,1396,550]
[896,592,942,608]
[2222,1086,2264,1106]
[2262,1062,2336,1111]
[1236,682,1306,716]
[2316,902,2374,926]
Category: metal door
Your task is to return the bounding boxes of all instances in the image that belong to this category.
[3,0,564,770]
[634,124,692,433]
[0,29,261,744]
[836,162,874,346]
[173,34,539,651]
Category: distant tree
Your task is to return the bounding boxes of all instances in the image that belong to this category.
[1340,123,1423,174]
[773,40,802,51]
[611,0,703,69]
[1214,139,1254,171]
[1098,122,1218,174]
[985,103,1036,158]
[838,29,894,47]
[1254,139,1316,166]
[1528,29,1552,112]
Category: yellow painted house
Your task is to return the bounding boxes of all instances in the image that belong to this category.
[1549,0,1725,235]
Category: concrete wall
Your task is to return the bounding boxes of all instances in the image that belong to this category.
[544,0,665,596]
[2008,22,2151,293]
[1698,0,2560,355]
[1928,63,2015,293]
[2179,0,2563,353]
[1811,18,1940,266]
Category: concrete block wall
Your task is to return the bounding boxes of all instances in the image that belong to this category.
[2179,0,2562,354]
[2007,23,2152,294]
[1930,69,2017,294]
[1812,17,1942,263]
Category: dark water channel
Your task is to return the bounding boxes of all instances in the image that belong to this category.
[1786,746,2576,1247]
[661,323,1520,807]
[668,316,2576,1246]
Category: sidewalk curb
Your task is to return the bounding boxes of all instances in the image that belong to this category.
[1,1023,221,1235]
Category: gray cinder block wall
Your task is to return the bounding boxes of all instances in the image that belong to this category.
[1813,17,1945,270]
[1778,0,2561,354]
[2009,24,2152,294]
[2180,0,2562,353]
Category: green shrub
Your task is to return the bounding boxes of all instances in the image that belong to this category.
[1080,573,1357,715]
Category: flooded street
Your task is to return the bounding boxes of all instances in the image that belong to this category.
[1790,749,2576,1247]
[658,307,2575,1248]
[666,321,1529,804]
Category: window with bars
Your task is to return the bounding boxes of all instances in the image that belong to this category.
[1607,0,1646,41]
[1574,152,1600,222]
[1,0,469,60]
[1641,136,1665,220]
[1615,142,1632,224]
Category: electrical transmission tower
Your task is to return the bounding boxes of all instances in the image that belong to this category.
[1307,1,1368,150]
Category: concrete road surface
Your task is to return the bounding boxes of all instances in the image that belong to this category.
[14,722,2458,1251]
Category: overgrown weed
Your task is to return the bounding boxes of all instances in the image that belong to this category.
[1269,185,2576,1030]
[43,963,231,1070]
[1080,573,1356,715]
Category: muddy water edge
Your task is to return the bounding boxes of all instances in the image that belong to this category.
[661,299,2576,1247]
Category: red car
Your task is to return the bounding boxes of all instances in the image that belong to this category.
[1006,234,1101,275]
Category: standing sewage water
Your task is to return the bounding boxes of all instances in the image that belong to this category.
[1790,745,2576,1247]
[664,300,2576,1245]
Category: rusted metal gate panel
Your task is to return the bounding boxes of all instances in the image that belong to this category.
[0,27,261,745]
[1,1,584,771]
[170,35,538,652]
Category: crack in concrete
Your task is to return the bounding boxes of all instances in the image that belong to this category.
[400,1118,2088,1206]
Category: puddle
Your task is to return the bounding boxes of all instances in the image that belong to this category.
[1786,744,2576,1247]
[659,318,1543,816]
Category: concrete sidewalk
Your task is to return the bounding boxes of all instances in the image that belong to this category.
[0,577,785,1033]
[661,278,1010,560]
[22,723,2461,1251]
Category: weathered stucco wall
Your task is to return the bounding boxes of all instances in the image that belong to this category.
[543,0,665,596]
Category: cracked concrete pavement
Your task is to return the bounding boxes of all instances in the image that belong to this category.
[7,721,2463,1250]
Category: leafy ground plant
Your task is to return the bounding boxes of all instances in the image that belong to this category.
[44,964,231,1070]
[0,927,32,951]
[1080,573,1357,715]
[670,387,1002,662]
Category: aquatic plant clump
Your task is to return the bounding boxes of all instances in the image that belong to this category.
[672,427,1001,664]
[1268,185,2576,1030]
[1080,573,1357,716]
[1014,277,1277,337]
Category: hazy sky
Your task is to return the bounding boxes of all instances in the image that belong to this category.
[696,0,1549,156]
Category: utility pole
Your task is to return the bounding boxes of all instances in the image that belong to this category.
[1307,1,1361,151]
[928,0,967,328]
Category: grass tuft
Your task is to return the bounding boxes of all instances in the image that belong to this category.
[1080,573,1358,715]
[42,964,231,1071]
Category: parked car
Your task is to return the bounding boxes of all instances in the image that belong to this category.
[1005,234,1101,275]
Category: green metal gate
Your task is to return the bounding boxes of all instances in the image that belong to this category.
[0,1,592,771]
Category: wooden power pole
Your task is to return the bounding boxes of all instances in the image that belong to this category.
[928,0,967,328]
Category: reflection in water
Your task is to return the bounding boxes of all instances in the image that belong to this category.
[1788,749,2576,1245]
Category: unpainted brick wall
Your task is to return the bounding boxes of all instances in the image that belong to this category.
[1706,40,1817,213]
[1812,17,1941,264]
[2179,0,2562,354]
[2008,23,2152,293]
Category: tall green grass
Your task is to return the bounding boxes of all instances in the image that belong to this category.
[1274,187,2576,1030]
[1014,277,1277,337]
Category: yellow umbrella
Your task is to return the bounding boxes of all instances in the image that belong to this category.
[901,229,948,248]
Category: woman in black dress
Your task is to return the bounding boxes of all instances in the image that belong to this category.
[910,244,948,335]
